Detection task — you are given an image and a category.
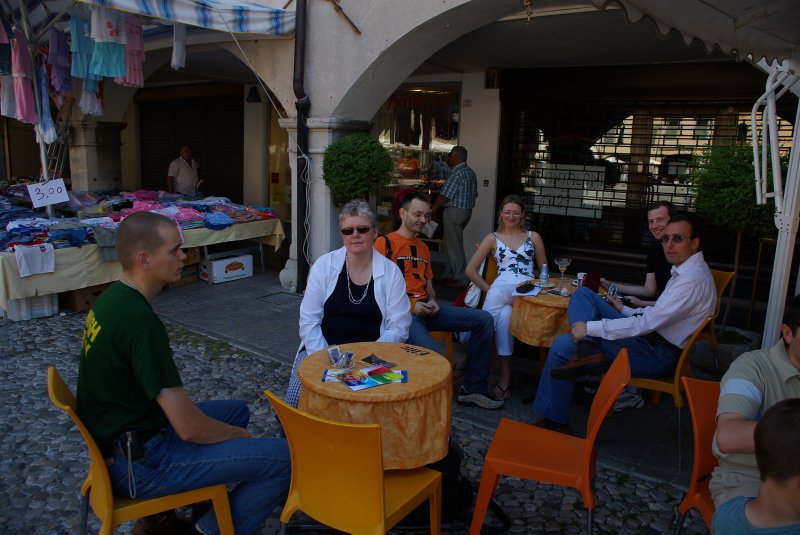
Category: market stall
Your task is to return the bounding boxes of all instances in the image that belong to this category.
[0,217,284,314]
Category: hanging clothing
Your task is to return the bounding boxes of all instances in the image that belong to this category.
[10,31,37,124]
[0,20,11,75]
[89,6,127,78]
[35,66,56,144]
[47,28,72,94]
[80,80,104,116]
[0,75,15,119]
[172,23,186,70]
[115,15,144,87]
[70,6,102,82]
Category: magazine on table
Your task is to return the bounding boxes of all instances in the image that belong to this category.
[322,365,408,391]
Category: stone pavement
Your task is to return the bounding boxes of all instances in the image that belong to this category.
[0,271,710,534]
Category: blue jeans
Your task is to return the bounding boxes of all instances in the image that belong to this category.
[533,287,679,424]
[108,400,290,535]
[407,305,493,394]
[442,206,472,283]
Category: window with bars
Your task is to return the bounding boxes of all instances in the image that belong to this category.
[500,103,794,256]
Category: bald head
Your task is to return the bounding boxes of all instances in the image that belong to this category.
[116,212,178,270]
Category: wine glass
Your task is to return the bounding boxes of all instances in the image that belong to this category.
[554,257,573,290]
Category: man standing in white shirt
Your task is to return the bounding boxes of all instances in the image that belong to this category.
[166,143,200,196]
[531,214,716,434]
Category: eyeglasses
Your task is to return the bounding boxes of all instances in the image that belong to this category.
[340,225,372,236]
[660,234,689,244]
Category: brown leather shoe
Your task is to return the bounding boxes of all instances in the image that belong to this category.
[550,352,611,381]
[531,418,575,436]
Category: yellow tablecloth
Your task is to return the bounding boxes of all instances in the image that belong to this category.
[182,218,284,248]
[510,280,574,348]
[0,244,121,310]
[0,219,285,311]
[297,342,452,469]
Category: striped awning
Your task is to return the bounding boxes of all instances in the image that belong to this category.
[78,0,295,35]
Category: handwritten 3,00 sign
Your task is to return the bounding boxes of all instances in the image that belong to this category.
[523,163,605,219]
[26,179,70,208]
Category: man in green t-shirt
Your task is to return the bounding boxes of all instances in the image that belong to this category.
[76,211,290,535]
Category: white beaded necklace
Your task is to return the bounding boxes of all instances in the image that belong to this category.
[345,256,371,305]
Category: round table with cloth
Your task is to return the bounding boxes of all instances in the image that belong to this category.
[297,341,452,469]
[510,282,573,348]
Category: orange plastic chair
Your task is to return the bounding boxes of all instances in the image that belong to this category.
[429,331,454,362]
[674,377,720,534]
[697,269,735,352]
[629,317,712,468]
[469,350,631,535]
[264,390,442,535]
[47,368,234,535]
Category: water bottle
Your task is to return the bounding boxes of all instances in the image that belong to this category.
[539,264,549,287]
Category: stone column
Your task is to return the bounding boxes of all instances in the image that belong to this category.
[68,120,126,192]
[277,116,371,292]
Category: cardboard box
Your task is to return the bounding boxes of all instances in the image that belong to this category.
[5,294,58,321]
[60,283,111,313]
[200,254,253,284]
[183,247,201,266]
[169,264,199,288]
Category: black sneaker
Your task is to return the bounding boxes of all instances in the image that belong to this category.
[457,386,504,409]
[132,511,191,535]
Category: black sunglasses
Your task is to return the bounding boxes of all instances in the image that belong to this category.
[660,234,689,244]
[340,225,372,236]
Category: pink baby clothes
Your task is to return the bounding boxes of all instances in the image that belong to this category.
[115,15,144,87]
[10,31,37,124]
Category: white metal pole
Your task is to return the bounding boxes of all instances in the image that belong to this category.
[763,99,800,347]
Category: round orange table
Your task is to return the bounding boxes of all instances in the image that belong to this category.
[510,281,574,348]
[297,341,452,469]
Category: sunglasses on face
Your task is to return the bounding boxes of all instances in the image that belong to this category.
[660,234,689,244]
[340,225,372,236]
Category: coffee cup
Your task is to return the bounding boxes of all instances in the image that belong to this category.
[577,272,586,286]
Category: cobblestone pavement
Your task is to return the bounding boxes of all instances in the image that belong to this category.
[0,311,709,534]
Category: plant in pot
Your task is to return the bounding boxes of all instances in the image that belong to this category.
[692,141,779,371]
[322,134,393,205]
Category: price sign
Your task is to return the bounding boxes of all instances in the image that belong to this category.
[26,178,70,208]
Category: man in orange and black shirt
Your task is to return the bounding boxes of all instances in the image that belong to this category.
[375,192,503,410]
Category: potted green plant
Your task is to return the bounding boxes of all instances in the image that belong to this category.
[692,142,777,342]
[322,134,393,205]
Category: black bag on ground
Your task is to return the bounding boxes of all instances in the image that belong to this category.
[406,438,474,525]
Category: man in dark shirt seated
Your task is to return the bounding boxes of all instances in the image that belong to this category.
[601,201,675,307]
[77,211,290,535]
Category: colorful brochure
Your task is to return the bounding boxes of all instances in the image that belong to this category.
[321,366,408,391]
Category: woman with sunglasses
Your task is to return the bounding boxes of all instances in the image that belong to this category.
[285,199,411,407]
[465,194,548,400]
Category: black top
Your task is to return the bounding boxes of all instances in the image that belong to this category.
[646,239,672,296]
[321,261,382,345]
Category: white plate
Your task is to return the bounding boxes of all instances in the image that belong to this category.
[535,281,555,289]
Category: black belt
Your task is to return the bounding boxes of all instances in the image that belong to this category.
[100,428,161,462]
[642,331,681,354]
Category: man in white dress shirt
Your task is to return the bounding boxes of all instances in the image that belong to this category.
[531,213,717,434]
[166,144,200,196]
